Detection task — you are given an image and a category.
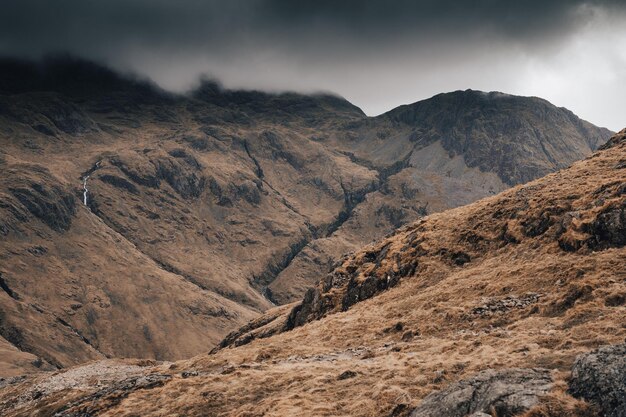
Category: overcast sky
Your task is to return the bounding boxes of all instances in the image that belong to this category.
[1,0,624,130]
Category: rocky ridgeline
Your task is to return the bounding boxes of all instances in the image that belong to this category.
[1,165,76,234]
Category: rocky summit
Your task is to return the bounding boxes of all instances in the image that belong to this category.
[0,58,613,379]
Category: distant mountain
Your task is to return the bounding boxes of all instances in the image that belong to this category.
[3,129,624,417]
[382,90,609,183]
[0,56,613,374]
[267,89,613,304]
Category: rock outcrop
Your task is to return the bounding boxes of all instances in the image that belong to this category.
[1,164,76,233]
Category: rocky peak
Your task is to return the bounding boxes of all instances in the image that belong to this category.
[374,89,613,185]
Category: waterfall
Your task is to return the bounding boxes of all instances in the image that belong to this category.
[81,160,101,210]
[83,175,90,208]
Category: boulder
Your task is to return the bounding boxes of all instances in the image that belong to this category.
[410,368,552,417]
[569,343,626,417]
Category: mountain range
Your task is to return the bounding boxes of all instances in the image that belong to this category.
[0,56,614,379]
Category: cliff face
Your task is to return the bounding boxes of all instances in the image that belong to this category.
[1,130,623,417]
[0,57,613,374]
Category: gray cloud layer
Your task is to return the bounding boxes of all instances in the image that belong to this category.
[1,0,625,130]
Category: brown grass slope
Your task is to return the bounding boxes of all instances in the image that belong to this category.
[0,129,623,417]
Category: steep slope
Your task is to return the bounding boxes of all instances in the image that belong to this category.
[0,159,259,368]
[0,57,612,372]
[267,90,613,303]
[1,129,623,417]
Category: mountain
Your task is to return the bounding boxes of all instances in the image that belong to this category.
[268,89,611,304]
[1,129,624,417]
[0,56,612,375]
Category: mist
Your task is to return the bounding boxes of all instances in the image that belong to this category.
[1,0,624,130]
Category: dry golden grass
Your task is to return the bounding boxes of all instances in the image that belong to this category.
[521,381,600,417]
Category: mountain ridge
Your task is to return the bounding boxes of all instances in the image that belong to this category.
[0,56,614,133]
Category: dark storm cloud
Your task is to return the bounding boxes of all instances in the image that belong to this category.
[0,1,625,130]
[1,0,623,55]
[262,0,595,39]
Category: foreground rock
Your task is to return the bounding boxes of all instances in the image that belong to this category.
[569,343,626,417]
[410,368,552,417]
